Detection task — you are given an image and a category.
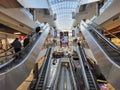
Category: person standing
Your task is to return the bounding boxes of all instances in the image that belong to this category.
[11,38,22,53]
[77,42,81,46]
[23,35,30,47]
[36,27,41,33]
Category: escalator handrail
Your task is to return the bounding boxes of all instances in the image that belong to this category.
[0,30,43,70]
[88,23,120,52]
[37,47,50,78]
[69,58,77,90]
[87,20,120,50]
[0,47,14,55]
[0,40,32,68]
[52,61,61,90]
[69,58,81,90]
[0,23,48,61]
[78,45,100,90]
[0,23,47,58]
[0,53,15,59]
[82,20,120,53]
[0,58,15,69]
[80,46,100,90]
[35,47,52,90]
[88,20,120,40]
[0,42,32,68]
[43,47,53,90]
[77,46,90,90]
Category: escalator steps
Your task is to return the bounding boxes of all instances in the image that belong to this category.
[37,87,42,90]
[38,84,43,87]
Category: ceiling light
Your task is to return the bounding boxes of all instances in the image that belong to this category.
[14,32,21,35]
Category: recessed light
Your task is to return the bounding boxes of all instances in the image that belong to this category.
[14,32,21,35]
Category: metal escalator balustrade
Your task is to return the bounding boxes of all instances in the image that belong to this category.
[54,61,77,90]
[0,47,15,64]
[0,31,42,73]
[51,60,61,90]
[0,24,50,90]
[0,47,14,56]
[0,23,49,69]
[87,20,120,40]
[78,45,100,90]
[83,20,120,67]
[29,47,50,90]
[70,58,85,90]
[35,47,52,90]
[88,20,120,49]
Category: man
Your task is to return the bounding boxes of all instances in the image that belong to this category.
[11,38,22,59]
[11,38,22,53]
[23,35,30,47]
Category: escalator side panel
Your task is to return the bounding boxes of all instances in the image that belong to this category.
[80,21,120,90]
[0,28,49,90]
[53,62,62,90]
[54,60,77,90]
[81,21,113,78]
[69,60,77,90]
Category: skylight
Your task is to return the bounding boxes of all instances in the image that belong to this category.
[48,0,100,30]
[48,0,79,30]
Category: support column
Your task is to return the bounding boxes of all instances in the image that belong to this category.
[33,9,37,22]
[96,2,100,16]
[5,34,8,50]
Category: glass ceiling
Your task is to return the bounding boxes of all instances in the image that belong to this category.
[48,0,79,30]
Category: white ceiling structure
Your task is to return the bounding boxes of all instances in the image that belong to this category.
[17,0,100,30]
[48,0,78,30]
[48,0,100,30]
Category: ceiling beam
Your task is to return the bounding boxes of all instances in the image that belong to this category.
[0,0,22,8]
[0,12,31,34]
[0,32,19,39]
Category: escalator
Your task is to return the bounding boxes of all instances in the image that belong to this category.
[53,59,77,90]
[34,47,52,90]
[89,21,120,66]
[0,47,15,66]
[0,24,50,90]
[77,45,100,90]
[85,67,96,90]
[81,20,120,67]
[80,20,120,89]
[56,64,74,90]
[70,57,85,90]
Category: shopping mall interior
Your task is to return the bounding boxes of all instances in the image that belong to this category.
[0,0,120,90]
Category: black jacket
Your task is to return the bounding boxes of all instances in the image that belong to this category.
[11,40,21,49]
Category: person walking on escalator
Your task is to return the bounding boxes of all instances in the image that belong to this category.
[23,35,30,48]
[77,42,81,46]
[36,27,41,36]
[11,38,22,59]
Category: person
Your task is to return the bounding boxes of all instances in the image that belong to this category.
[53,39,57,46]
[23,35,30,47]
[36,27,41,34]
[78,42,81,46]
[74,67,77,72]
[35,27,41,38]
[11,38,22,59]
[84,62,88,69]
[11,38,22,53]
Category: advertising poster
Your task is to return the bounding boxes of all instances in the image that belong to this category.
[60,32,69,47]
